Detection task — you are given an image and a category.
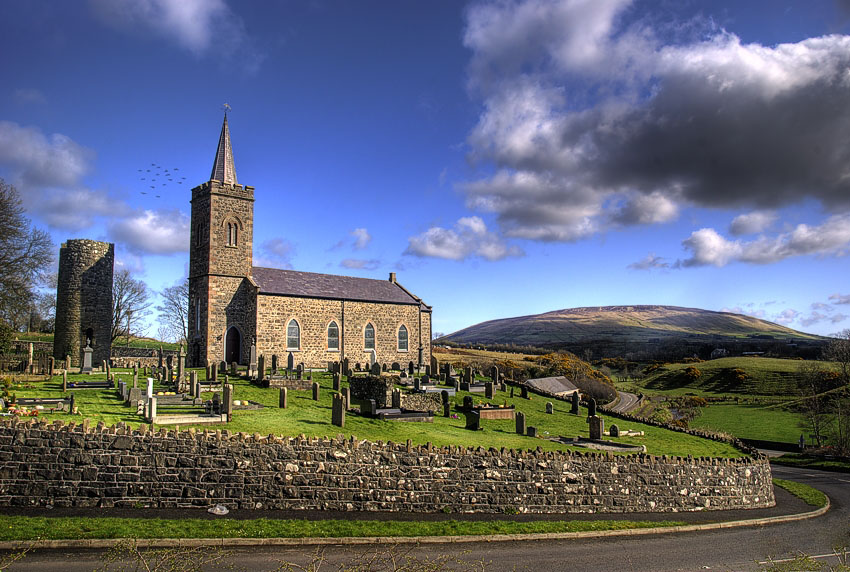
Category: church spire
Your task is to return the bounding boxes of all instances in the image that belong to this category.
[210,113,238,185]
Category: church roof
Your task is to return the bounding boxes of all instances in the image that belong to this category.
[252,266,427,306]
[210,114,238,185]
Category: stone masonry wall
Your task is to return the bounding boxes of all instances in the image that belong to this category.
[0,419,774,514]
[256,295,432,370]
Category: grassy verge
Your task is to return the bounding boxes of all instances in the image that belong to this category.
[771,453,850,473]
[772,478,828,508]
[690,403,804,443]
[0,515,687,541]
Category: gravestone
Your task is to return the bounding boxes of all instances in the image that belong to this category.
[464,410,480,431]
[342,358,350,375]
[128,387,142,404]
[279,387,288,409]
[341,387,350,410]
[365,399,377,416]
[588,398,597,418]
[465,366,473,384]
[296,367,303,381]
[147,396,157,422]
[441,390,450,417]
[223,384,234,422]
[177,346,185,382]
[490,366,499,383]
[452,379,460,391]
[413,378,421,391]
[133,371,138,388]
[382,363,388,372]
[189,371,198,396]
[249,341,258,378]
[370,362,381,376]
[271,354,278,374]
[257,355,265,381]
[499,382,507,392]
[287,352,294,372]
[485,382,494,399]
[510,386,514,398]
[589,416,604,440]
[424,365,431,377]
[230,362,237,376]
[515,411,526,435]
[546,402,553,414]
[62,370,68,392]
[64,355,71,370]
[332,393,346,428]
[146,378,154,399]
[48,357,55,376]
[463,395,474,410]
[392,388,401,409]
[527,426,538,438]
[521,385,528,399]
[391,362,400,371]
[571,391,580,414]
[220,361,226,375]
[332,372,340,391]
[312,382,320,401]
[609,423,620,437]
[82,343,93,373]
[408,362,415,375]
[431,356,439,376]
[210,362,218,382]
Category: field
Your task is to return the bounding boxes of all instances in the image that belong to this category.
[2,368,744,458]
[689,403,805,442]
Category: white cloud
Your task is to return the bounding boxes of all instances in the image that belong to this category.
[340,258,380,270]
[830,293,850,305]
[679,214,850,267]
[351,228,371,250]
[627,253,669,271]
[774,308,800,325]
[107,208,190,255]
[729,211,777,236]
[461,0,850,243]
[405,216,523,261]
[255,238,295,269]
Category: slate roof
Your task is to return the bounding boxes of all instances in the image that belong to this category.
[252,266,427,307]
[526,376,579,396]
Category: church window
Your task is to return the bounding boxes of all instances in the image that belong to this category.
[327,321,339,351]
[287,319,300,350]
[397,325,408,352]
[364,323,375,350]
[226,222,238,246]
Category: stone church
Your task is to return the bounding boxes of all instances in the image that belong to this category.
[187,116,432,369]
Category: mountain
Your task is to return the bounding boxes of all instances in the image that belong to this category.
[438,305,824,359]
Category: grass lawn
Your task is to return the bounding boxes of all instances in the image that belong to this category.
[690,403,805,443]
[2,368,744,458]
[771,453,850,473]
[772,479,828,508]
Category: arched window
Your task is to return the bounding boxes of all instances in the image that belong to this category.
[327,321,339,351]
[226,222,238,246]
[287,319,300,350]
[364,323,375,351]
[397,325,408,352]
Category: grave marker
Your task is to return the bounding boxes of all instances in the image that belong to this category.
[332,393,345,427]
[546,402,553,414]
[515,411,526,435]
[279,387,288,409]
[312,382,320,401]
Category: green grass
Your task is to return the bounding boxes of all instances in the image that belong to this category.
[690,404,805,443]
[11,333,178,351]
[639,357,819,396]
[0,514,687,541]
[772,478,828,508]
[771,453,850,473]
[3,368,745,458]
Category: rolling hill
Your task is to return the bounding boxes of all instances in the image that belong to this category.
[438,305,824,359]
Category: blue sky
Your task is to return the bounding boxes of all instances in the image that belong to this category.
[2,0,850,339]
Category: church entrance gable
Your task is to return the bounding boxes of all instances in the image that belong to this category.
[225,326,242,365]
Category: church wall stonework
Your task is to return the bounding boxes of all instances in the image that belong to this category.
[256,294,431,368]
[206,276,256,366]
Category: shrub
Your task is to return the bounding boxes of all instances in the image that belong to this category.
[682,366,702,381]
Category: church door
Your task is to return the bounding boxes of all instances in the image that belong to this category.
[225,327,241,365]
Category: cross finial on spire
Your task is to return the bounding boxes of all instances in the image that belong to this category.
[210,113,238,185]
[222,102,232,115]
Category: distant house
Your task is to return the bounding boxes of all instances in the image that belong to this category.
[710,348,729,359]
[526,376,579,397]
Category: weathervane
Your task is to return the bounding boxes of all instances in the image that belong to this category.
[222,103,232,115]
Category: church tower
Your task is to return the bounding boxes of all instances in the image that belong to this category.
[188,115,256,366]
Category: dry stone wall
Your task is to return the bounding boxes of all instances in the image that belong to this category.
[0,419,774,514]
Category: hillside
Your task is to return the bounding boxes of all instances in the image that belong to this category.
[439,305,824,359]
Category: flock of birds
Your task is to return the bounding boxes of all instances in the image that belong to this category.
[138,163,187,197]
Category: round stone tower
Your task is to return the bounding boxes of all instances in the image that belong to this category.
[53,239,114,368]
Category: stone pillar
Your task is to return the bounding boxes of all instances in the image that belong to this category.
[65,355,71,370]
[133,371,138,389]
[189,371,198,396]
[177,345,185,383]
[332,393,345,428]
[249,341,257,378]
[27,343,33,372]
[515,411,526,435]
[279,387,288,409]
[62,370,68,392]
[312,381,320,401]
[223,384,233,422]
[148,396,157,423]
[147,378,154,399]
[82,344,93,373]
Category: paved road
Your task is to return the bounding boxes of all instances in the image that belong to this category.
[610,389,641,413]
[4,465,847,572]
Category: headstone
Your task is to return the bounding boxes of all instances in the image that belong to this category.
[341,387,350,410]
[257,355,265,381]
[515,411,526,435]
[499,382,507,392]
[588,398,597,418]
[392,388,401,409]
[332,393,345,427]
[441,390,450,417]
[465,366,473,384]
[279,387,288,408]
[342,358,349,375]
[271,354,278,374]
[166,354,173,369]
[463,395,474,410]
[408,362,415,375]
[571,392,580,414]
[589,416,604,440]
[133,371,138,388]
[370,362,381,376]
[391,362,400,371]
[452,379,460,391]
[431,356,438,375]
[223,384,234,422]
[177,345,185,382]
[527,426,538,438]
[82,343,93,373]
[62,370,68,392]
[48,357,55,376]
[332,373,340,391]
[230,361,237,376]
[382,363,388,372]
[148,396,157,422]
[158,346,163,368]
[64,355,71,370]
[609,424,620,438]
[424,365,431,377]
[128,387,142,404]
[297,368,303,381]
[146,377,154,399]
[510,386,514,398]
[464,410,481,431]
[287,352,294,372]
[210,362,218,382]
[413,378,421,391]
[220,361,226,375]
[485,382,494,399]
[249,341,258,377]
[546,402,553,414]
[312,381,320,401]
[521,385,529,399]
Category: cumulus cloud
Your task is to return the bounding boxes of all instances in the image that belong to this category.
[627,253,669,271]
[774,308,801,325]
[255,238,295,269]
[89,0,263,71]
[340,258,380,270]
[461,0,850,242]
[107,208,190,255]
[830,293,850,305]
[0,120,127,230]
[729,211,777,236]
[678,214,850,267]
[405,216,523,261]
[351,228,371,250]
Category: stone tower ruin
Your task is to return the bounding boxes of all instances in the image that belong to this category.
[53,239,114,367]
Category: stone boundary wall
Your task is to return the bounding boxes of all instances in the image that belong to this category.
[0,418,774,514]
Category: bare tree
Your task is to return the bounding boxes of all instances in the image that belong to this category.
[111,268,151,344]
[795,362,835,447]
[825,329,850,384]
[156,279,189,344]
[0,179,53,329]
